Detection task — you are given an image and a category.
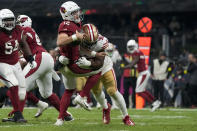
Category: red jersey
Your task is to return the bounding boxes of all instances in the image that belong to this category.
[58,20,81,63]
[0,25,22,65]
[132,49,146,73]
[22,27,46,55]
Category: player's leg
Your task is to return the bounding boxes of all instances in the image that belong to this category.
[23,52,51,117]
[55,73,76,126]
[136,72,154,103]
[0,62,26,122]
[36,71,60,113]
[91,79,110,124]
[74,72,102,110]
[102,69,135,126]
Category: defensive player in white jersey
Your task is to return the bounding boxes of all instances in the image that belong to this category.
[0,9,36,122]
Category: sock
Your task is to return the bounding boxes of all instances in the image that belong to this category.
[19,94,27,112]
[112,91,128,118]
[47,93,60,111]
[87,92,91,103]
[9,86,20,112]
[110,96,117,107]
[27,92,39,104]
[94,91,108,109]
[138,91,154,104]
[58,89,74,119]
[80,73,101,97]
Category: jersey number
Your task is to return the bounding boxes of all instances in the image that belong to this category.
[5,40,19,54]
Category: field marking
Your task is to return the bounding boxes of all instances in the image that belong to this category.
[85,122,99,125]
[115,115,188,119]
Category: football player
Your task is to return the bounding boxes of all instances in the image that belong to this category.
[15,15,72,120]
[58,23,135,126]
[105,43,122,109]
[54,1,106,125]
[124,40,161,111]
[77,24,135,126]
[0,9,36,122]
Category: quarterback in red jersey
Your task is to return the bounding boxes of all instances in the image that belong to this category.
[55,1,106,125]
[124,40,161,111]
[0,9,35,123]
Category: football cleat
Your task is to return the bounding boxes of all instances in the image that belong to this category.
[111,104,119,110]
[151,100,161,112]
[64,112,74,121]
[96,102,101,109]
[123,115,135,126]
[73,95,91,111]
[35,101,48,118]
[2,111,27,123]
[102,103,111,124]
[54,119,64,126]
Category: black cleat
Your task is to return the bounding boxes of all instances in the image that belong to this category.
[2,117,15,122]
[2,111,27,123]
[64,112,74,121]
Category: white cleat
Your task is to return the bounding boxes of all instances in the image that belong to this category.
[111,104,119,110]
[73,95,91,111]
[151,100,161,112]
[54,119,64,126]
[96,103,101,109]
[35,101,49,118]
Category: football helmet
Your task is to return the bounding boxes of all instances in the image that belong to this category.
[127,39,138,53]
[16,15,32,27]
[0,9,15,31]
[105,43,114,57]
[60,1,82,23]
[81,23,99,49]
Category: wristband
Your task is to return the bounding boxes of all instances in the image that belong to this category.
[71,34,77,41]
[90,51,96,57]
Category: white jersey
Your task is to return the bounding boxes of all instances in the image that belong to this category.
[81,34,113,75]
[90,34,109,52]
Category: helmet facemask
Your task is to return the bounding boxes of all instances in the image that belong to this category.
[70,9,83,23]
[1,17,15,31]
[81,39,97,49]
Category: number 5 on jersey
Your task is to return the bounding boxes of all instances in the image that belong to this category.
[5,40,19,54]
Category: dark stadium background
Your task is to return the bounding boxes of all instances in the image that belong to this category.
[1,0,196,56]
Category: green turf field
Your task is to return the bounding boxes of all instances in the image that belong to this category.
[0,107,197,131]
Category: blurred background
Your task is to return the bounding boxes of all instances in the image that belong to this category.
[1,0,197,108]
[1,0,197,55]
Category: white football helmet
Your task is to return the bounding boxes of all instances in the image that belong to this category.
[60,1,82,23]
[127,39,138,53]
[105,43,114,57]
[16,15,32,27]
[0,9,15,31]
